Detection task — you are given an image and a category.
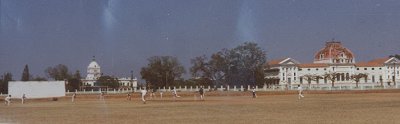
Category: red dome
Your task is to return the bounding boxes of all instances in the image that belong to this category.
[314,41,354,63]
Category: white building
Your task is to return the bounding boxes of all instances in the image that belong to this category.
[265,40,400,86]
[81,57,138,88]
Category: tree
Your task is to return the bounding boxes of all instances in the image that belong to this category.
[95,75,120,89]
[301,74,314,87]
[190,42,267,87]
[324,72,339,87]
[351,73,368,88]
[189,55,213,86]
[21,64,31,81]
[0,72,13,94]
[389,54,400,60]
[66,70,82,91]
[140,56,186,88]
[45,64,71,80]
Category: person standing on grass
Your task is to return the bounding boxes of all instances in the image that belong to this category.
[71,93,76,102]
[151,89,157,99]
[252,87,257,98]
[141,88,147,104]
[127,92,132,101]
[99,92,105,101]
[4,95,11,106]
[172,87,180,101]
[160,91,163,99]
[199,86,204,100]
[21,94,27,104]
[298,85,304,99]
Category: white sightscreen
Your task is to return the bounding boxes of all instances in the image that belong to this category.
[8,81,66,98]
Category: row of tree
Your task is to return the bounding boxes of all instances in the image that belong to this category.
[140,42,267,89]
[300,73,369,88]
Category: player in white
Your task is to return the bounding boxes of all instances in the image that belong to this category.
[72,93,76,102]
[21,94,27,104]
[99,92,105,100]
[298,85,304,99]
[172,88,180,101]
[141,88,147,104]
[160,91,163,99]
[252,87,257,98]
[4,95,11,106]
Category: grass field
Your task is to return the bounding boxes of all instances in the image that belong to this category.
[1,91,400,124]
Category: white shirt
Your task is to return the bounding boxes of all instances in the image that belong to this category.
[173,89,177,94]
[141,90,147,96]
[5,96,11,101]
[297,86,303,91]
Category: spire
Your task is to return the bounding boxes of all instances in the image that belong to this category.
[92,56,96,61]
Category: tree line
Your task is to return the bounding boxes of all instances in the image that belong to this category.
[140,42,267,89]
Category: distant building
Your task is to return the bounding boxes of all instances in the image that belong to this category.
[265,40,400,86]
[81,57,138,88]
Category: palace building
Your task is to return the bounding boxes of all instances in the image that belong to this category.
[265,40,400,86]
[81,57,138,88]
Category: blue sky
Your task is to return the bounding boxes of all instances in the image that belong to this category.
[0,0,399,80]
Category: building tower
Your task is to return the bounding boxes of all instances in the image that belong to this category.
[85,56,101,86]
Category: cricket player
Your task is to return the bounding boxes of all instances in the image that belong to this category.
[160,91,163,99]
[99,92,105,100]
[298,85,304,99]
[199,86,204,100]
[127,92,131,101]
[72,93,76,102]
[4,95,11,106]
[172,88,180,101]
[151,89,156,99]
[141,88,147,104]
[252,87,257,98]
[21,94,27,104]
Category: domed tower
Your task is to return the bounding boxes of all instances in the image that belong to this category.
[86,56,101,81]
[314,40,355,64]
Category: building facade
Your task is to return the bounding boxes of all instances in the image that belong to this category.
[265,41,400,86]
[81,58,138,88]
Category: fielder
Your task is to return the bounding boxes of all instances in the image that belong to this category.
[127,92,132,101]
[21,94,27,104]
[172,88,180,101]
[160,91,163,99]
[252,87,257,98]
[298,85,304,99]
[72,93,76,102]
[199,86,204,100]
[141,88,147,104]
[4,95,11,106]
[99,92,105,100]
